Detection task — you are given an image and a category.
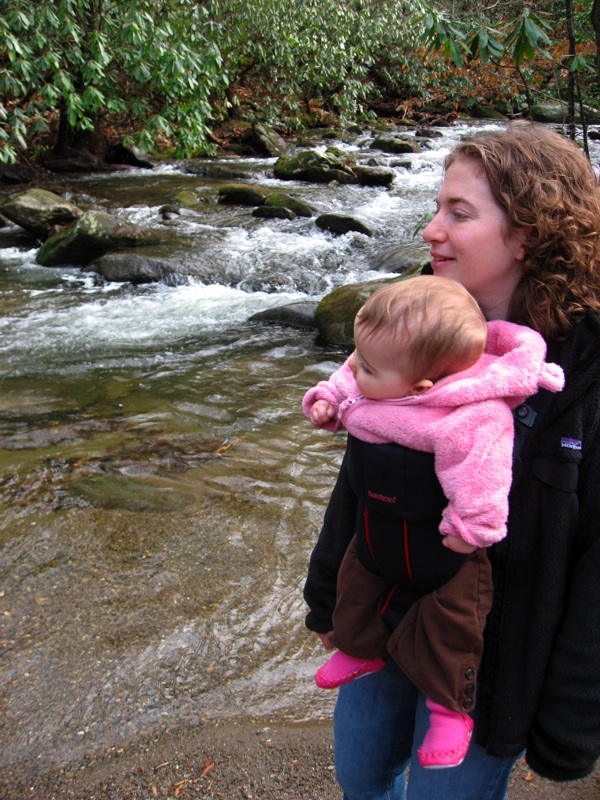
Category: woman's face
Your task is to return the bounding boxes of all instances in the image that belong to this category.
[422,158,525,320]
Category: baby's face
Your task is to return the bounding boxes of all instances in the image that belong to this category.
[348,328,421,400]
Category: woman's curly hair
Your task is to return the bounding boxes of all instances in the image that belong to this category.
[446,122,600,341]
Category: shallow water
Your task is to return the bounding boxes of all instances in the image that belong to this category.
[1,121,597,774]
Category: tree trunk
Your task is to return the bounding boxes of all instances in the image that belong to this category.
[566,0,576,139]
[52,104,108,164]
[592,0,600,73]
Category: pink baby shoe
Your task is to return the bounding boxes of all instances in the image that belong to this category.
[418,699,475,769]
[315,651,387,689]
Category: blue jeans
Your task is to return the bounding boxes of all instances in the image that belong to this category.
[334,660,519,800]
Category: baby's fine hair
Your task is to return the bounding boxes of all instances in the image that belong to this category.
[355,276,487,383]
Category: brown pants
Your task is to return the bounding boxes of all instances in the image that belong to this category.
[328,536,493,713]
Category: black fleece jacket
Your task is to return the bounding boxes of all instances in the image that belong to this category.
[303,311,600,782]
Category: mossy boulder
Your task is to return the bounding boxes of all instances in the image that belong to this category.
[353,165,395,187]
[247,123,292,157]
[273,148,357,184]
[264,192,313,217]
[370,135,422,155]
[314,278,404,347]
[252,205,296,220]
[36,210,168,267]
[249,301,318,328]
[1,188,83,237]
[217,183,273,206]
[315,213,374,237]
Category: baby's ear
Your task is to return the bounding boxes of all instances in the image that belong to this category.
[409,379,434,396]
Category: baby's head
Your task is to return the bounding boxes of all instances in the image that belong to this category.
[349,276,487,400]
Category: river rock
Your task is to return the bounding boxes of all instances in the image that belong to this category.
[252,206,297,220]
[273,148,357,184]
[353,165,395,187]
[184,162,252,180]
[264,192,314,217]
[314,277,404,347]
[370,135,422,154]
[159,204,203,220]
[530,100,600,124]
[174,189,203,207]
[249,301,318,328]
[247,123,292,157]
[86,253,182,284]
[368,241,430,273]
[218,183,273,206]
[0,188,83,238]
[36,210,168,267]
[315,213,374,237]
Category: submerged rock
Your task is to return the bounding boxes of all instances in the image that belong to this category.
[72,474,195,512]
[86,253,183,284]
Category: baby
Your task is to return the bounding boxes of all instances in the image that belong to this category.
[303,275,564,768]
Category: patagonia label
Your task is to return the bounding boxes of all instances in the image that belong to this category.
[561,437,582,451]
[367,490,396,504]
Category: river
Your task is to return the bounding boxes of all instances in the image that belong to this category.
[1,120,596,775]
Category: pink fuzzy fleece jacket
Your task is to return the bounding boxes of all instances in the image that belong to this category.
[303,320,565,548]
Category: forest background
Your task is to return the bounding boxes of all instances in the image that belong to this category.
[1,0,600,168]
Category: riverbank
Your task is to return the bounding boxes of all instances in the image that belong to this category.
[1,717,598,800]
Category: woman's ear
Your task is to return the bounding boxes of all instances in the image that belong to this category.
[510,227,529,262]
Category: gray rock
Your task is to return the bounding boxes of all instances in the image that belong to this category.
[86,253,182,284]
[273,149,357,184]
[249,301,318,329]
[315,213,373,237]
[370,135,422,155]
[248,123,292,157]
[252,206,297,220]
[264,192,314,217]
[36,210,169,267]
[184,162,252,180]
[218,183,273,206]
[353,165,395,187]
[1,188,83,237]
[530,100,600,124]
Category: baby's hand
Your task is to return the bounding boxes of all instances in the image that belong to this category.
[442,535,477,554]
[317,632,334,650]
[310,400,336,428]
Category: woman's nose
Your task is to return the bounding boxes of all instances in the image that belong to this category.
[422,213,443,243]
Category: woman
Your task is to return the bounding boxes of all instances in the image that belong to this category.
[303,123,600,799]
